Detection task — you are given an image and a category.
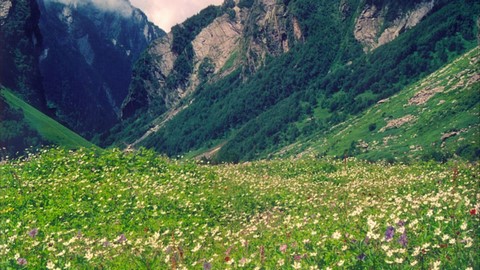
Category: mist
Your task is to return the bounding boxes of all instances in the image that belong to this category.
[130,0,224,31]
[46,0,134,16]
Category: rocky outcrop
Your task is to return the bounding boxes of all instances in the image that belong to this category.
[354,4,383,52]
[0,0,12,26]
[355,1,435,52]
[380,115,416,132]
[0,0,46,109]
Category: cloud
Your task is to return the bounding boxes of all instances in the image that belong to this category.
[130,0,224,31]
[46,0,134,16]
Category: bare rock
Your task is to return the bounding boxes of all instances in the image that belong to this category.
[408,86,444,105]
[0,0,12,26]
[380,115,416,132]
[355,1,435,52]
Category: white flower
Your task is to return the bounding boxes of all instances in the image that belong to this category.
[46,261,56,270]
[337,260,344,266]
[191,243,201,253]
[395,258,404,263]
[432,260,441,270]
[332,231,341,240]
[292,261,302,269]
[411,260,418,266]
[460,222,467,230]
[277,259,285,267]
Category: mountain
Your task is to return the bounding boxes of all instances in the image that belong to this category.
[0,87,96,157]
[107,0,479,162]
[0,0,46,110]
[37,0,164,138]
[275,47,480,162]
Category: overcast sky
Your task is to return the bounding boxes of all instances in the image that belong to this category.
[130,0,224,31]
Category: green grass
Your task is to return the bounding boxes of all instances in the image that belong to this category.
[0,88,98,150]
[0,148,478,269]
[281,47,480,162]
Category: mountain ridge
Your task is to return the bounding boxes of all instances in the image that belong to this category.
[106,0,479,163]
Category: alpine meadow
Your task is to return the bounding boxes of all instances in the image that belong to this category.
[0,0,479,269]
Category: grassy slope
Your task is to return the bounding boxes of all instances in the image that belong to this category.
[278,47,480,161]
[0,148,478,268]
[0,88,97,149]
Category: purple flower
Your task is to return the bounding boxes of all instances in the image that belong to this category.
[294,254,302,261]
[28,228,38,238]
[398,232,408,247]
[17,257,27,266]
[357,253,366,261]
[203,261,212,270]
[102,240,110,247]
[117,234,127,243]
[385,226,395,241]
[397,220,405,227]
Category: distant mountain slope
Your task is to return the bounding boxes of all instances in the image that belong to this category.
[37,0,164,137]
[0,88,97,156]
[277,47,480,162]
[108,0,479,162]
[0,0,46,110]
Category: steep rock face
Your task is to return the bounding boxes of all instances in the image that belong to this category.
[122,0,302,119]
[0,0,46,109]
[354,0,435,52]
[37,0,163,137]
[0,0,12,26]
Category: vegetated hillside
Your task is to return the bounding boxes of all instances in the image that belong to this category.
[37,0,164,138]
[108,0,479,163]
[1,148,478,268]
[0,88,97,157]
[276,47,480,162]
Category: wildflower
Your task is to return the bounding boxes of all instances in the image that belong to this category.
[203,261,212,270]
[292,261,302,269]
[411,260,418,266]
[337,260,344,266]
[116,234,127,244]
[460,222,467,230]
[191,243,201,253]
[357,253,366,261]
[432,260,441,270]
[394,258,404,263]
[279,244,287,253]
[28,228,38,238]
[46,261,55,270]
[277,259,285,267]
[469,208,476,215]
[385,226,395,241]
[332,231,341,240]
[397,220,405,227]
[398,232,408,247]
[17,258,27,266]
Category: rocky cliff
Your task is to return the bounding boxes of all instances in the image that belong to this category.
[0,0,46,109]
[37,0,163,137]
[354,0,435,52]
[122,0,303,119]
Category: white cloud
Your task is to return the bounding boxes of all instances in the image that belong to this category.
[130,0,224,31]
[46,0,134,16]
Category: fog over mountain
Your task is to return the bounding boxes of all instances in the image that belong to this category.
[130,0,223,30]
[45,0,134,16]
